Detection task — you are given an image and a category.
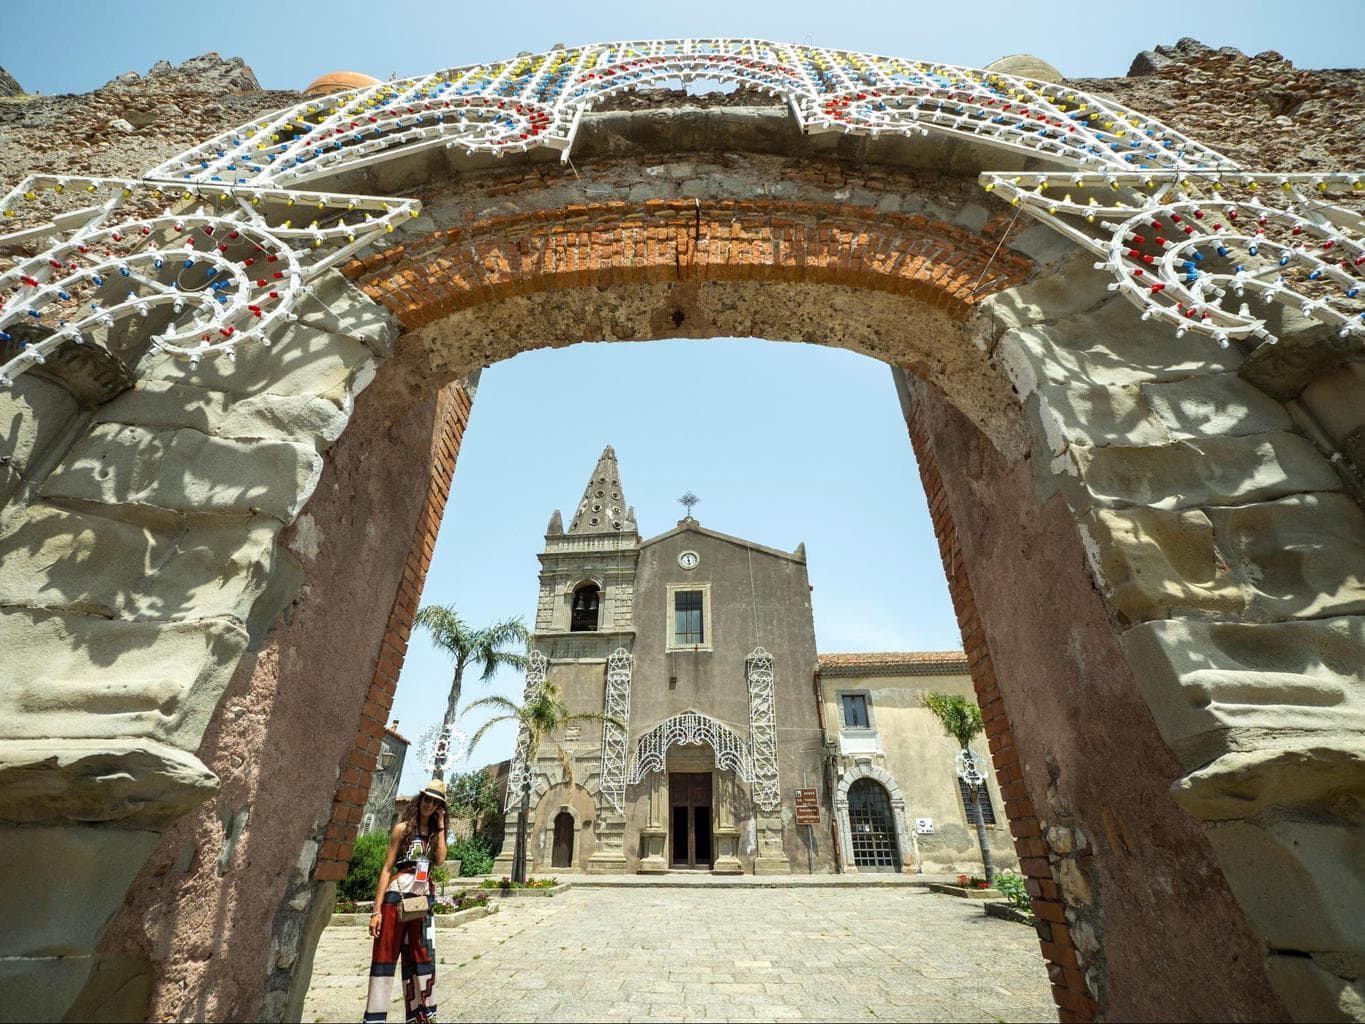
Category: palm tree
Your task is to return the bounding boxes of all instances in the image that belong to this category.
[413,605,529,780]
[923,691,995,885]
[463,679,621,882]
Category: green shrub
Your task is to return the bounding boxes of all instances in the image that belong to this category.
[994,870,1031,912]
[338,831,390,903]
[449,834,494,876]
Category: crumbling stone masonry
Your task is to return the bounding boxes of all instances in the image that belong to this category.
[0,44,1362,1023]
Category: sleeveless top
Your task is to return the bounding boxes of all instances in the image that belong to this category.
[393,829,432,874]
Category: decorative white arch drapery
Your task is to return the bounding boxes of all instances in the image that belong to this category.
[2,40,1359,392]
[626,710,753,784]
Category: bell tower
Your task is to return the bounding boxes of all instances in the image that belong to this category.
[534,445,640,642]
[494,446,640,876]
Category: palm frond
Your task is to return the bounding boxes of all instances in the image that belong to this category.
[923,691,984,749]
[465,714,515,761]
[462,694,521,718]
[476,643,529,682]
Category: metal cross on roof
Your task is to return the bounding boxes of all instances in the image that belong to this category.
[678,492,700,517]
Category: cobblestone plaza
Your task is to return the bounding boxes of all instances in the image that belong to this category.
[303,887,1054,1022]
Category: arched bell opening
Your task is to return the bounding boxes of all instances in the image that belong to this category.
[570,583,600,632]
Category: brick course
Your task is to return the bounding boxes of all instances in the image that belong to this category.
[310,382,474,883]
[344,199,1032,331]
[904,391,1097,1023]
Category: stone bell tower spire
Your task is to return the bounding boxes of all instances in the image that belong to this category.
[568,445,635,534]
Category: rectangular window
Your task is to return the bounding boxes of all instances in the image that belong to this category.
[841,693,870,729]
[674,590,705,645]
[958,778,997,825]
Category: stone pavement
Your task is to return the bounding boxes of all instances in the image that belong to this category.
[302,886,1055,1022]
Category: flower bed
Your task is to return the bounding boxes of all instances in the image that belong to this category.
[433,889,490,914]
[928,875,1002,899]
[480,876,558,891]
[479,876,568,897]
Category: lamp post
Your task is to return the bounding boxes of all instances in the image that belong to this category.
[510,773,532,884]
[955,748,995,885]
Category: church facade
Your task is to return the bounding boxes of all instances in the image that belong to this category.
[493,447,1015,876]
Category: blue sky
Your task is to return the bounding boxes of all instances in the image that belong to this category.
[394,339,942,786]
[2,3,1350,789]
[3,1,1357,95]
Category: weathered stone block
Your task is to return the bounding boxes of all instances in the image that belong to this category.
[1080,506,1244,621]
[0,503,284,623]
[295,269,399,358]
[1201,815,1365,958]
[1264,952,1365,1023]
[978,252,1116,336]
[1034,382,1170,453]
[1121,615,1365,768]
[60,953,154,1024]
[1069,431,1340,511]
[1082,493,1365,623]
[1141,373,1292,441]
[1173,739,1365,823]
[0,825,157,956]
[94,380,350,452]
[135,322,376,402]
[1206,493,1365,621]
[0,372,81,485]
[40,423,322,522]
[0,957,98,1024]
[995,294,1241,396]
[0,608,249,750]
[0,739,217,828]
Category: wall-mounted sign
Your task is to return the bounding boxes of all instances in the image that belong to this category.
[915,817,936,835]
[794,788,820,825]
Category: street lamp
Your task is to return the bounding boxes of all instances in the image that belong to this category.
[955,748,995,885]
[510,771,533,884]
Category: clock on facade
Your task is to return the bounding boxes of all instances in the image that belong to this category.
[678,550,699,570]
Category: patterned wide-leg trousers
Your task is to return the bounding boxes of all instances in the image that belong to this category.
[363,888,436,1023]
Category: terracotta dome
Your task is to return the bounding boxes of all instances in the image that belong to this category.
[303,71,381,97]
[983,54,1065,84]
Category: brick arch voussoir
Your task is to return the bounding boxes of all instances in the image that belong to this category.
[344,198,1032,333]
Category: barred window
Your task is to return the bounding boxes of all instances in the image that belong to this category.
[841,693,870,728]
[673,590,704,645]
[958,778,997,825]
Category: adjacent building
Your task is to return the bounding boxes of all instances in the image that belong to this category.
[817,653,1017,873]
[490,447,1016,876]
[358,721,410,838]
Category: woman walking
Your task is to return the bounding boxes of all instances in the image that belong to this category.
[364,780,448,1023]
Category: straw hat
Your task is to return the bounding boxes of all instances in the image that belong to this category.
[419,779,447,806]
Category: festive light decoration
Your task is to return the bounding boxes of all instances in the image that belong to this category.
[745,648,781,813]
[980,171,1365,346]
[2,40,1361,391]
[0,175,417,385]
[505,649,548,810]
[150,40,1237,189]
[598,647,634,815]
[415,722,469,779]
[627,710,755,784]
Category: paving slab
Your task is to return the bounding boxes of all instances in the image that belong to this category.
[302,886,1054,1022]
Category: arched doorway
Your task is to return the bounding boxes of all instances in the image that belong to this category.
[847,779,900,872]
[551,811,574,868]
[5,38,1359,1024]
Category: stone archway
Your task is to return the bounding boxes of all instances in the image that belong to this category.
[834,763,914,873]
[1,39,1361,1024]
